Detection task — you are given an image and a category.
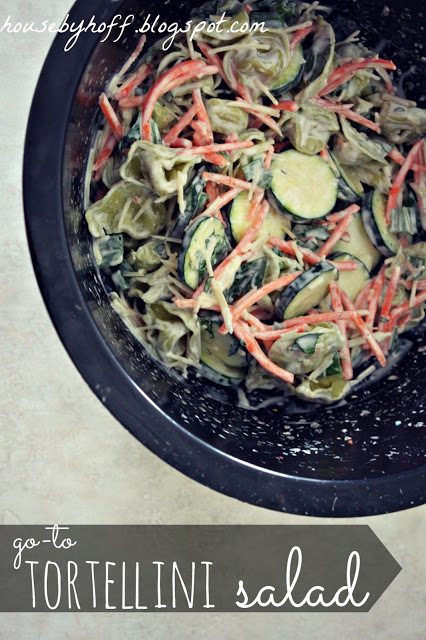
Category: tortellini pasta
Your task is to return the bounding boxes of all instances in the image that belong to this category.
[85,181,167,239]
[223,30,290,97]
[120,141,197,196]
[142,301,201,366]
[284,103,339,155]
[269,323,345,376]
[379,100,426,144]
[205,98,249,134]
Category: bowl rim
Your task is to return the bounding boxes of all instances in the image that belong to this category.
[23,0,425,517]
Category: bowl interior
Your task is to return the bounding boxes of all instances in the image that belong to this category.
[27,0,426,514]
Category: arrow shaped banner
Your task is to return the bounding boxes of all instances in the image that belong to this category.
[0,525,401,612]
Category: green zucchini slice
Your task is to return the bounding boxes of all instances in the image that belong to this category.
[228,190,291,243]
[272,44,305,92]
[329,150,364,202]
[200,314,247,370]
[199,352,247,386]
[178,216,230,290]
[333,211,380,272]
[361,190,400,257]
[270,150,338,221]
[275,261,339,320]
[199,314,247,385]
[328,252,370,301]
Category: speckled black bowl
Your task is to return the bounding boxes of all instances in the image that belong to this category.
[24,0,426,516]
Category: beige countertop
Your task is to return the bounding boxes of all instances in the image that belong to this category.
[0,1,424,637]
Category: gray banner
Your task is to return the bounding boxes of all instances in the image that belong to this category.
[0,526,400,612]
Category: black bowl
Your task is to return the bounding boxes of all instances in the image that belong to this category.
[24,0,426,517]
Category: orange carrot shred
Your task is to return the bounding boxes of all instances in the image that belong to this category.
[385,139,424,225]
[340,290,387,366]
[219,271,302,335]
[99,93,123,140]
[163,103,200,145]
[318,205,359,257]
[378,266,401,331]
[233,321,294,384]
[329,282,353,380]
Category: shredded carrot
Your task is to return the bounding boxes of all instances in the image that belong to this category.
[202,171,263,192]
[117,34,147,79]
[377,67,395,95]
[119,95,146,109]
[202,186,242,219]
[326,207,358,223]
[264,144,275,170]
[389,148,426,174]
[99,93,123,140]
[289,24,315,55]
[254,310,362,340]
[268,236,358,271]
[141,60,217,141]
[197,41,252,101]
[389,290,426,323]
[235,98,282,135]
[170,138,193,149]
[366,267,386,326]
[247,189,264,223]
[243,312,269,332]
[340,290,387,366]
[178,140,254,156]
[414,142,426,224]
[163,103,200,145]
[329,282,353,380]
[378,266,401,331]
[196,41,231,89]
[216,200,269,268]
[193,200,269,300]
[385,139,424,224]
[318,58,396,98]
[255,324,309,342]
[312,98,381,133]
[114,63,152,101]
[272,100,300,113]
[400,279,426,291]
[318,205,359,257]
[93,128,117,172]
[192,88,214,144]
[354,280,372,310]
[205,181,219,205]
[220,271,302,334]
[233,321,295,384]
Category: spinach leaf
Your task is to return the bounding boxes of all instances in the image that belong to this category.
[243,158,272,189]
[97,234,124,268]
[225,257,267,303]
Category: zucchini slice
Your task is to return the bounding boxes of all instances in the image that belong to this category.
[275,261,339,320]
[199,352,246,386]
[228,190,291,243]
[199,314,247,385]
[200,314,247,369]
[329,151,364,202]
[328,252,370,301]
[361,190,400,257]
[333,211,380,272]
[272,44,305,93]
[178,216,230,290]
[270,150,338,221]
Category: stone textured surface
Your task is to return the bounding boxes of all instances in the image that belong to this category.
[0,1,424,637]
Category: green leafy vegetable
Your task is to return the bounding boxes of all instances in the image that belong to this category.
[225,257,267,303]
